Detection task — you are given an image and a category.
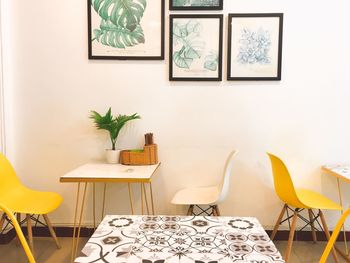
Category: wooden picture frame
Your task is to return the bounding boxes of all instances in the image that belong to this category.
[169,14,223,81]
[227,13,283,81]
[88,0,165,60]
[170,0,223,11]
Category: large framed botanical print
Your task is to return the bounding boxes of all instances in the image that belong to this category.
[227,13,283,81]
[88,0,165,60]
[169,14,223,81]
[170,0,223,11]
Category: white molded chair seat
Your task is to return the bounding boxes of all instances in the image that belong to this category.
[171,186,220,205]
[171,150,238,216]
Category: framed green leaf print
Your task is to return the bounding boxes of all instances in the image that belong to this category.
[88,0,165,60]
[170,0,223,10]
[169,14,223,81]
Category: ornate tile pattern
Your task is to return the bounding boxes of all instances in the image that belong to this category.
[75,215,284,263]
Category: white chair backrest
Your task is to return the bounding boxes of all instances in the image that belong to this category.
[216,150,238,203]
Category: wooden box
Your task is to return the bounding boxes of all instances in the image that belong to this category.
[120,144,158,165]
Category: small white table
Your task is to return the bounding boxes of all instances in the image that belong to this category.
[322,165,350,261]
[75,215,285,263]
[60,162,161,262]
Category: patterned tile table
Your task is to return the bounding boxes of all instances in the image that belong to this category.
[75,215,284,263]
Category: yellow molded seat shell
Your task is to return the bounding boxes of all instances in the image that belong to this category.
[295,189,341,210]
[0,153,62,215]
[267,153,341,211]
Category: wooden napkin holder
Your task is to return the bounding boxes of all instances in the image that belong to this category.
[120,133,158,165]
[120,144,158,165]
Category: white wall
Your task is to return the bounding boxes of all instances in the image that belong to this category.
[1,0,350,229]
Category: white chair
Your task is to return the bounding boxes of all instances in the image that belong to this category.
[171,150,238,216]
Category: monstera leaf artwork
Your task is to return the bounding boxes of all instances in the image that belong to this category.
[93,19,145,48]
[172,20,205,69]
[91,0,147,49]
[170,15,223,81]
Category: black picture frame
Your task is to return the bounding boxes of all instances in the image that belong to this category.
[170,0,223,11]
[169,14,223,81]
[227,13,283,81]
[88,0,165,60]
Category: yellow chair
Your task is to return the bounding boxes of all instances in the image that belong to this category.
[0,203,36,263]
[320,208,350,263]
[0,153,62,253]
[267,153,342,263]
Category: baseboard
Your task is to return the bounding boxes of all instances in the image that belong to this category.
[0,227,94,244]
[265,230,350,242]
[1,227,348,245]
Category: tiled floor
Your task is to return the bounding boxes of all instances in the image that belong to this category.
[0,238,348,262]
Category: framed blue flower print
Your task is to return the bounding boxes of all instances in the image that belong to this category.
[227,13,283,81]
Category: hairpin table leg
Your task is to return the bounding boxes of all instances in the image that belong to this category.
[128,183,134,215]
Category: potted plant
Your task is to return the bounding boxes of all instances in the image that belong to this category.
[90,108,141,164]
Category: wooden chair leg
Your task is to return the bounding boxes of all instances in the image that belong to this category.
[15,213,21,246]
[187,205,194,216]
[285,209,298,263]
[308,209,317,243]
[43,214,61,249]
[26,214,34,254]
[319,210,339,263]
[0,213,6,232]
[212,206,217,216]
[271,204,287,240]
[215,205,221,216]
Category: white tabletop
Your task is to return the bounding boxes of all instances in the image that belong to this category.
[75,215,284,263]
[323,165,350,182]
[60,163,160,183]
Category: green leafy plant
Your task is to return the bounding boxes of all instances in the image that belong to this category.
[173,20,205,69]
[90,108,141,150]
[91,0,147,49]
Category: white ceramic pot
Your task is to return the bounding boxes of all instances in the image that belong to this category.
[106,149,120,164]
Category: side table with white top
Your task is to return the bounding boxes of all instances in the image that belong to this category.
[60,162,161,262]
